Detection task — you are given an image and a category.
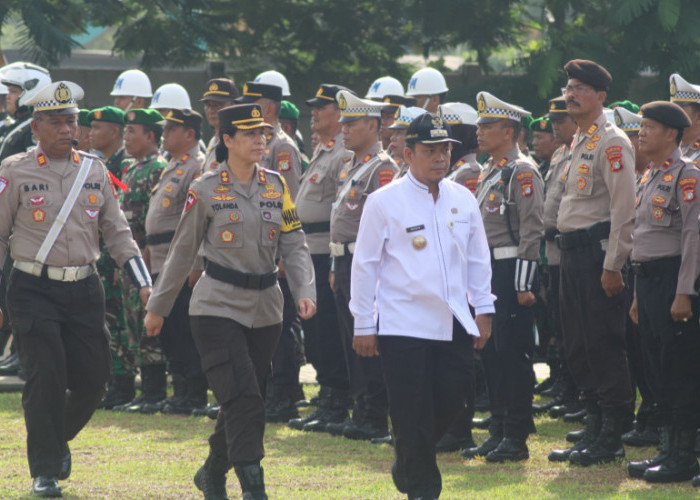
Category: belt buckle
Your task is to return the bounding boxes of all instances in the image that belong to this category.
[63,267,78,281]
[247,274,262,289]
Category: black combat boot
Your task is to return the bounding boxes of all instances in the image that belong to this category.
[288,386,331,430]
[163,376,208,415]
[98,374,136,410]
[549,410,601,462]
[124,364,168,414]
[628,425,671,479]
[301,389,350,432]
[233,462,268,500]
[566,428,586,443]
[644,427,700,483]
[461,418,503,459]
[569,410,625,466]
[194,451,229,500]
[485,437,529,462]
[622,421,660,447]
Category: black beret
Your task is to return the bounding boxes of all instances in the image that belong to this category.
[564,59,612,91]
[640,101,691,129]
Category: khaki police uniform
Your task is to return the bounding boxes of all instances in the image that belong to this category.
[261,123,302,199]
[147,162,315,463]
[543,144,569,266]
[203,135,220,173]
[448,153,482,194]
[145,144,204,274]
[556,111,635,421]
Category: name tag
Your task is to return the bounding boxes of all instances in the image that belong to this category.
[406,225,425,233]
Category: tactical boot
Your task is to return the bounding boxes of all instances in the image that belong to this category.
[549,411,601,462]
[628,425,671,479]
[156,374,187,410]
[472,416,491,430]
[194,451,229,500]
[566,428,586,443]
[563,408,587,424]
[265,398,299,423]
[233,462,267,500]
[644,427,700,483]
[534,376,555,395]
[193,402,220,419]
[550,399,583,419]
[436,432,475,453]
[622,423,660,447]
[485,437,529,462]
[127,364,168,414]
[163,376,208,415]
[343,420,390,441]
[569,411,625,466]
[300,389,350,432]
[326,417,354,436]
[98,374,136,410]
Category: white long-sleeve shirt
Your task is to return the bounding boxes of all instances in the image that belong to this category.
[350,170,495,341]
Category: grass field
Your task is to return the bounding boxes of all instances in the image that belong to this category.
[0,386,697,499]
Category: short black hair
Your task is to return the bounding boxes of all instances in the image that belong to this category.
[142,124,162,146]
[501,119,522,144]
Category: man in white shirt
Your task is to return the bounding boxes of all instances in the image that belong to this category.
[350,113,494,499]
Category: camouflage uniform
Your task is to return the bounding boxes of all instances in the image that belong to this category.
[117,153,168,370]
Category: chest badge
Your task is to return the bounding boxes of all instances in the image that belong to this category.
[33,209,46,222]
[451,207,458,214]
[412,235,427,250]
[162,197,171,208]
[221,229,234,242]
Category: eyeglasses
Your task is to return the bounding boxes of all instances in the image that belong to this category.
[561,84,595,96]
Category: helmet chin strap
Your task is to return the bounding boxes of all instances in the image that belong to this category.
[123,96,137,112]
[422,96,431,110]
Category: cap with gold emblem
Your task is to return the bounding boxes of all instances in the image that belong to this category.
[669,73,700,104]
[126,108,165,127]
[159,108,203,131]
[381,94,418,113]
[547,96,568,121]
[88,106,126,125]
[336,90,385,123]
[23,81,83,115]
[530,116,552,133]
[438,102,478,126]
[218,104,272,130]
[201,78,239,102]
[305,84,353,107]
[613,107,642,133]
[235,82,283,103]
[475,91,531,124]
[405,112,460,144]
[389,106,426,130]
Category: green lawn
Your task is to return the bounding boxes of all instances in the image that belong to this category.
[0,387,697,499]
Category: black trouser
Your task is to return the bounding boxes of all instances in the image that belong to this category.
[269,278,300,398]
[334,254,388,428]
[481,257,535,440]
[154,275,204,381]
[380,318,473,499]
[7,270,111,478]
[191,316,281,464]
[635,257,700,428]
[559,241,633,415]
[302,254,349,390]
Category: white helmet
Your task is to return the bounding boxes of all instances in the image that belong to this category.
[110,69,153,98]
[406,68,448,96]
[254,70,290,97]
[365,76,404,99]
[0,81,7,96]
[150,83,192,110]
[438,102,478,126]
[1,62,52,106]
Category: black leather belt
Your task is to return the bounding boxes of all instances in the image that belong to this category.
[204,259,278,290]
[302,221,331,234]
[557,221,611,250]
[146,231,176,245]
[544,228,559,242]
[630,256,680,277]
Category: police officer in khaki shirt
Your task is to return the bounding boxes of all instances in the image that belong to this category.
[669,74,700,165]
[554,59,635,467]
[201,78,239,173]
[0,82,151,498]
[463,91,543,462]
[288,84,354,433]
[145,109,204,275]
[626,102,700,484]
[328,90,398,441]
[145,104,315,500]
[235,82,302,198]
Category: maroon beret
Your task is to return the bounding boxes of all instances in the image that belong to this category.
[641,101,691,129]
[564,59,612,91]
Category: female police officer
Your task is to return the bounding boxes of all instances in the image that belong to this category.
[144,103,316,500]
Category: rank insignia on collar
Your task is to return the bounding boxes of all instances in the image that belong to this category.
[326,139,336,149]
[362,154,373,163]
[176,169,184,175]
[692,139,700,150]
[72,152,80,164]
[258,170,267,184]
[586,123,598,135]
[497,157,508,168]
[220,170,231,184]
[662,158,673,169]
[181,154,190,162]
[37,153,48,167]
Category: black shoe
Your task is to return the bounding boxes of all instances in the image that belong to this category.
[534,377,555,395]
[112,393,147,412]
[563,408,587,423]
[0,352,20,376]
[326,417,353,436]
[436,432,475,453]
[343,421,390,441]
[549,412,602,462]
[264,399,299,423]
[31,476,61,498]
[98,374,136,410]
[628,426,671,479]
[288,407,326,430]
[622,427,660,447]
[533,400,558,415]
[302,407,349,433]
[371,434,394,445]
[58,445,71,481]
[548,440,588,462]
[569,413,625,466]
[233,463,267,500]
[194,452,229,500]
[485,438,529,462]
[461,434,502,459]
[193,403,220,419]
[549,401,581,419]
[566,429,586,443]
[163,396,208,416]
[540,378,566,398]
[472,416,491,429]
[644,428,700,483]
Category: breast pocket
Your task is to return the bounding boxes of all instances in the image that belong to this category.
[648,193,674,227]
[20,192,54,224]
[79,191,105,224]
[305,169,330,202]
[212,211,244,248]
[261,210,283,247]
[344,185,367,213]
[574,167,593,197]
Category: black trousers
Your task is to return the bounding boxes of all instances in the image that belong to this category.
[559,242,633,414]
[481,257,534,440]
[269,278,300,397]
[7,270,111,478]
[379,318,473,499]
[636,257,700,428]
[334,254,388,427]
[301,254,349,390]
[190,315,281,464]
[154,275,204,381]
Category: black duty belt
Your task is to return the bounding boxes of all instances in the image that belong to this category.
[544,228,559,242]
[146,231,176,245]
[630,256,681,277]
[302,221,331,234]
[557,221,611,250]
[204,259,278,290]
